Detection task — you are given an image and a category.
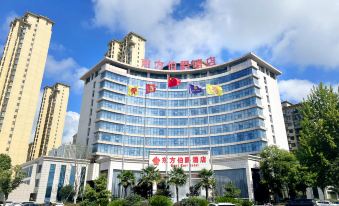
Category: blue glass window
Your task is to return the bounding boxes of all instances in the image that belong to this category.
[57,165,66,201]
[45,164,56,201]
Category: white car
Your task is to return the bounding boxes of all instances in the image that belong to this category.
[209,203,236,206]
[54,203,64,206]
[315,201,333,206]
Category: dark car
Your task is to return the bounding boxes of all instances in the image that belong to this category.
[286,199,314,206]
[21,202,38,206]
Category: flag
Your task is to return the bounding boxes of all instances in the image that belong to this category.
[206,84,223,96]
[146,84,156,94]
[128,85,139,96]
[188,84,203,94]
[168,77,181,87]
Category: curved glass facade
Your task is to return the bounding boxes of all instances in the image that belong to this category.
[92,66,267,157]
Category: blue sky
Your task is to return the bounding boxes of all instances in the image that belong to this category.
[1,0,338,142]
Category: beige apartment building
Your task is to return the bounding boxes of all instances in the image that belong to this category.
[0,12,53,165]
[105,32,146,67]
[28,83,69,161]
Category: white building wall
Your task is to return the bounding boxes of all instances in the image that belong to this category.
[8,157,89,204]
[255,65,288,150]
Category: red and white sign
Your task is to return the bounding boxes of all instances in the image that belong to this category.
[149,153,211,172]
[141,57,216,70]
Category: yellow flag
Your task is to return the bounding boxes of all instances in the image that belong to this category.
[128,86,139,96]
[206,84,223,96]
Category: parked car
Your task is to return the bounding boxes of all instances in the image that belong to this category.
[209,203,236,206]
[331,201,339,206]
[11,203,23,206]
[315,201,333,206]
[21,202,38,206]
[54,203,64,206]
[286,199,314,206]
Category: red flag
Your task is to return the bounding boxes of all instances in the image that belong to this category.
[146,84,156,94]
[168,77,181,87]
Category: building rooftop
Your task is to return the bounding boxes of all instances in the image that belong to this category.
[81,52,282,81]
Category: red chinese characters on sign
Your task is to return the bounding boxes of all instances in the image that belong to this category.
[151,155,209,171]
[191,59,203,69]
[154,60,164,70]
[180,60,190,70]
[200,156,207,163]
[206,56,216,66]
[150,57,215,70]
[142,59,150,68]
[168,61,176,70]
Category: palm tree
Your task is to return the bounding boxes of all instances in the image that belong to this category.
[139,165,161,198]
[117,170,135,197]
[197,168,215,200]
[168,166,187,203]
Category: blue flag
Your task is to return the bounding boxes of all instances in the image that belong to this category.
[188,84,203,94]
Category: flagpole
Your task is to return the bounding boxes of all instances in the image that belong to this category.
[142,85,147,169]
[187,85,192,188]
[205,87,213,171]
[165,75,169,177]
[121,84,129,198]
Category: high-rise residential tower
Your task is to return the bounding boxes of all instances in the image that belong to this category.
[28,83,70,161]
[0,12,53,165]
[281,101,302,151]
[105,32,146,67]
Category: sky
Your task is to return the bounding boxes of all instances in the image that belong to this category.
[1,0,338,143]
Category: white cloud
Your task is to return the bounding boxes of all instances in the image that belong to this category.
[278,79,315,102]
[45,55,88,93]
[62,111,80,143]
[91,0,339,69]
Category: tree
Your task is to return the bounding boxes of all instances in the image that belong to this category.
[223,182,241,198]
[259,146,297,201]
[197,168,215,200]
[59,185,75,202]
[0,154,25,201]
[297,83,339,192]
[259,146,315,201]
[137,165,161,198]
[82,175,111,206]
[168,166,187,203]
[186,184,200,197]
[155,179,172,197]
[117,170,135,197]
[287,165,315,198]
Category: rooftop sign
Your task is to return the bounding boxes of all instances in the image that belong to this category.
[141,56,216,70]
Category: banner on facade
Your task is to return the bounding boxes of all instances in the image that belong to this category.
[149,151,211,172]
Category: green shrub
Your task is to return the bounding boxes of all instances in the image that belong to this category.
[181,197,209,206]
[125,194,145,204]
[108,199,129,206]
[241,200,254,206]
[149,195,173,206]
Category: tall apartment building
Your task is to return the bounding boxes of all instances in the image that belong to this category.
[28,83,69,161]
[281,101,302,150]
[105,32,146,67]
[0,12,53,165]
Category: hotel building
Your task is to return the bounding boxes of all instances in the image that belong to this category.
[28,83,70,161]
[77,52,288,200]
[105,32,146,67]
[0,12,53,165]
